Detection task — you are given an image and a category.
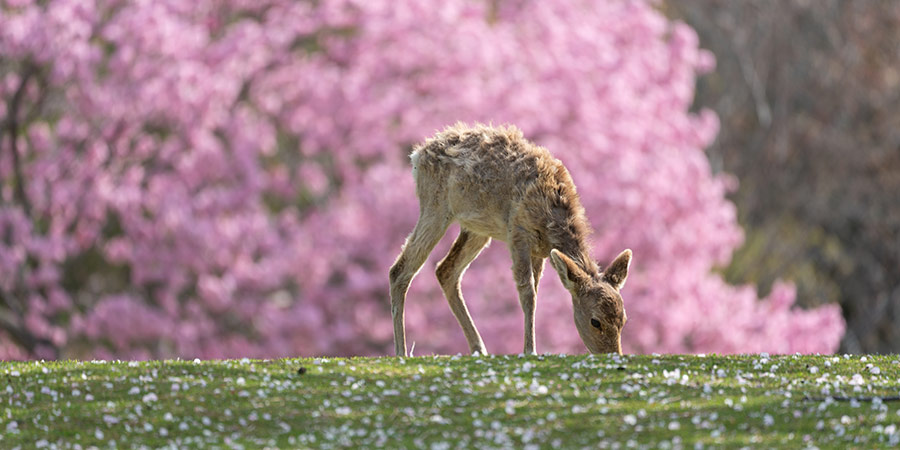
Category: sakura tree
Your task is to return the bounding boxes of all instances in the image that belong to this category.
[0,0,844,360]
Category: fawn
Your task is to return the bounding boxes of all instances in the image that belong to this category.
[389,123,631,356]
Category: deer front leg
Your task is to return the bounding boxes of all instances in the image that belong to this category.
[510,235,537,355]
[531,256,544,295]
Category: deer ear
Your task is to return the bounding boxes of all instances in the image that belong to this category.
[603,249,632,290]
[549,249,588,291]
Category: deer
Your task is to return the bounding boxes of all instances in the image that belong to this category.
[389,123,632,357]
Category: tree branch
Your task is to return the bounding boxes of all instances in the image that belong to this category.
[0,292,58,359]
[7,62,36,217]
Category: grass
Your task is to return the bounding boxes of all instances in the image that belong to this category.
[2,353,900,449]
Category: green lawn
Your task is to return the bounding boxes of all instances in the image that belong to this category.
[2,353,899,448]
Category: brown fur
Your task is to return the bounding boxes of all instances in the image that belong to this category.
[389,123,631,356]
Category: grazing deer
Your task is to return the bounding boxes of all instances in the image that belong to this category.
[389,123,631,356]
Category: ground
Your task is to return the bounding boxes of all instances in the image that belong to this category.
[2,353,899,448]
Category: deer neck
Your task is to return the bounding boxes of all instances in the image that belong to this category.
[546,213,598,275]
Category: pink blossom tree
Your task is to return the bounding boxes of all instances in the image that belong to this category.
[0,0,843,360]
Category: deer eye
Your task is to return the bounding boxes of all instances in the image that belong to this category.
[590,318,602,330]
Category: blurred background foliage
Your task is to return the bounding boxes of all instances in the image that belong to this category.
[2,0,897,358]
[668,0,900,353]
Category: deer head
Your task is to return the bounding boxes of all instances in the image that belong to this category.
[549,249,631,355]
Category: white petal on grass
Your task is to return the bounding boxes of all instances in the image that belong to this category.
[429,414,449,424]
[102,415,120,425]
[529,382,548,395]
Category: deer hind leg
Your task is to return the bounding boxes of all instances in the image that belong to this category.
[436,229,491,355]
[389,213,450,356]
[509,231,538,355]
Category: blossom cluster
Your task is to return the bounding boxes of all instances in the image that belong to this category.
[0,0,843,359]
